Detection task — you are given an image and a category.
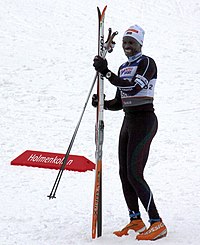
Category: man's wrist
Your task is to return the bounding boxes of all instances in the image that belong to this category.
[101,68,109,76]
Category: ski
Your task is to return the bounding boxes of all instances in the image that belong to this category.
[92,6,118,239]
[91,5,107,239]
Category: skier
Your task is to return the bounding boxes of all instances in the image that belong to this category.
[92,24,167,241]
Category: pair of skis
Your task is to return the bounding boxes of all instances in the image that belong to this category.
[92,6,118,239]
[47,4,117,240]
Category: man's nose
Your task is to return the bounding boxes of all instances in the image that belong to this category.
[124,44,130,48]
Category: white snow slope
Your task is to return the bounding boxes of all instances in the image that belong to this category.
[1,0,200,244]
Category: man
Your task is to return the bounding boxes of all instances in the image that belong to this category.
[92,24,167,241]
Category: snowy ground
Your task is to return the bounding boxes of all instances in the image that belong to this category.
[1,0,200,244]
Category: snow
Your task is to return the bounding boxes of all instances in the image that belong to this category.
[1,0,200,244]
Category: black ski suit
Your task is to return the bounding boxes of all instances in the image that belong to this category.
[104,52,160,221]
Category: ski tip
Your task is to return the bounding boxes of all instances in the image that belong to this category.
[97,6,101,18]
[97,5,107,11]
[97,5,107,21]
[101,5,107,19]
[103,5,108,11]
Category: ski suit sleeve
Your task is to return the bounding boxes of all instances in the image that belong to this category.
[106,57,157,96]
[104,88,122,111]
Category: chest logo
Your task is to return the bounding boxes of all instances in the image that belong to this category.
[120,66,137,78]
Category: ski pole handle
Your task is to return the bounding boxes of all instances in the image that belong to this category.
[104,31,118,54]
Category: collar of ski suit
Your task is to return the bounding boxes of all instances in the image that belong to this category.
[127,52,142,63]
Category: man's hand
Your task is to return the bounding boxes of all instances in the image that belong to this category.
[93,56,108,75]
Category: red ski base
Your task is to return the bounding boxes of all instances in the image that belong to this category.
[11,150,95,172]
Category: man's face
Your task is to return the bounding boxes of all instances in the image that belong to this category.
[122,36,141,57]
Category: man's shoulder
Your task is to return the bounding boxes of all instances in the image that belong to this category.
[140,54,155,61]
[138,55,156,67]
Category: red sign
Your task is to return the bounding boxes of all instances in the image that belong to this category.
[11,150,95,172]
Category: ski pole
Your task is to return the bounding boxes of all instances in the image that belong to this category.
[47,29,117,200]
[47,72,98,199]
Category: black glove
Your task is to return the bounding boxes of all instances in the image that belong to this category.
[92,94,106,108]
[92,94,98,107]
[93,56,108,75]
